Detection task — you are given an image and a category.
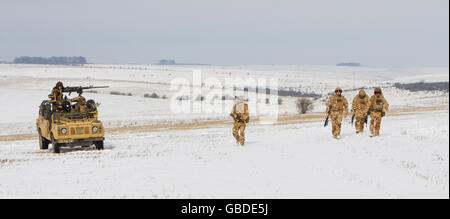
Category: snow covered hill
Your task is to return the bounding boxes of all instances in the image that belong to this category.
[0,64,448,198]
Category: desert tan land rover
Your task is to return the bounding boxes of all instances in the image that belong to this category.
[37,86,107,153]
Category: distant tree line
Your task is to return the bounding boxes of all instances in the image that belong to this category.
[394,82,449,92]
[158,59,176,65]
[337,62,361,67]
[13,56,87,65]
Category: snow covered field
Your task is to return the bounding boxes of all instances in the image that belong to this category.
[0,64,448,198]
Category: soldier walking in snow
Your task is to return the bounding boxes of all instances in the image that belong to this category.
[326,88,349,139]
[230,96,249,146]
[368,88,389,137]
[351,89,370,133]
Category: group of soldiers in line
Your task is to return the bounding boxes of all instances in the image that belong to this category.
[51,82,388,145]
[326,87,389,139]
[230,87,390,146]
[50,81,88,113]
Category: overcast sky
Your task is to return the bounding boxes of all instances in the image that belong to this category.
[0,0,448,67]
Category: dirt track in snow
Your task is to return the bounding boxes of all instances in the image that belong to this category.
[0,104,447,143]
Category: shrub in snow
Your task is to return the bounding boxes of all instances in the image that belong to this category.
[195,95,206,101]
[110,91,121,95]
[176,96,190,101]
[144,93,160,98]
[278,98,283,105]
[297,98,314,114]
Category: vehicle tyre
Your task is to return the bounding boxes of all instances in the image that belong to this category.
[51,134,60,153]
[95,141,104,150]
[39,130,49,150]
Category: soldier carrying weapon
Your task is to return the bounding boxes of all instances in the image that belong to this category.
[230,96,250,146]
[351,89,370,134]
[325,88,349,139]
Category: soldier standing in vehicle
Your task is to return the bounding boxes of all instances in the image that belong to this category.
[368,88,389,137]
[326,88,349,139]
[351,89,370,133]
[230,96,249,146]
[50,81,64,102]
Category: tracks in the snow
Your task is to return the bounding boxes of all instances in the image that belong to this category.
[0,104,448,142]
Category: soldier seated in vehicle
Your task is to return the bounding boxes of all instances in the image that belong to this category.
[70,95,88,113]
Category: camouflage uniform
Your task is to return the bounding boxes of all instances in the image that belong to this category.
[326,88,349,139]
[368,88,389,137]
[70,95,87,113]
[351,90,370,133]
[231,100,249,146]
[51,82,64,102]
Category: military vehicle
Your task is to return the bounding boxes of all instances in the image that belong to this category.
[37,85,108,153]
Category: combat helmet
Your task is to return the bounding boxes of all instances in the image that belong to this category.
[359,89,366,98]
[56,81,64,88]
[235,95,245,102]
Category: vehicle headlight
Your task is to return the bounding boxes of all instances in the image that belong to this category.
[92,126,99,133]
[61,128,67,135]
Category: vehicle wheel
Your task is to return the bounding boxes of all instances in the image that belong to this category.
[39,130,49,150]
[95,141,104,150]
[51,134,60,153]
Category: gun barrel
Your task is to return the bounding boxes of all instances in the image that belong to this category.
[63,86,109,93]
[85,86,109,89]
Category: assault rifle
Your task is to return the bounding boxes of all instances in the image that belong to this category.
[324,110,331,127]
[229,113,247,123]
